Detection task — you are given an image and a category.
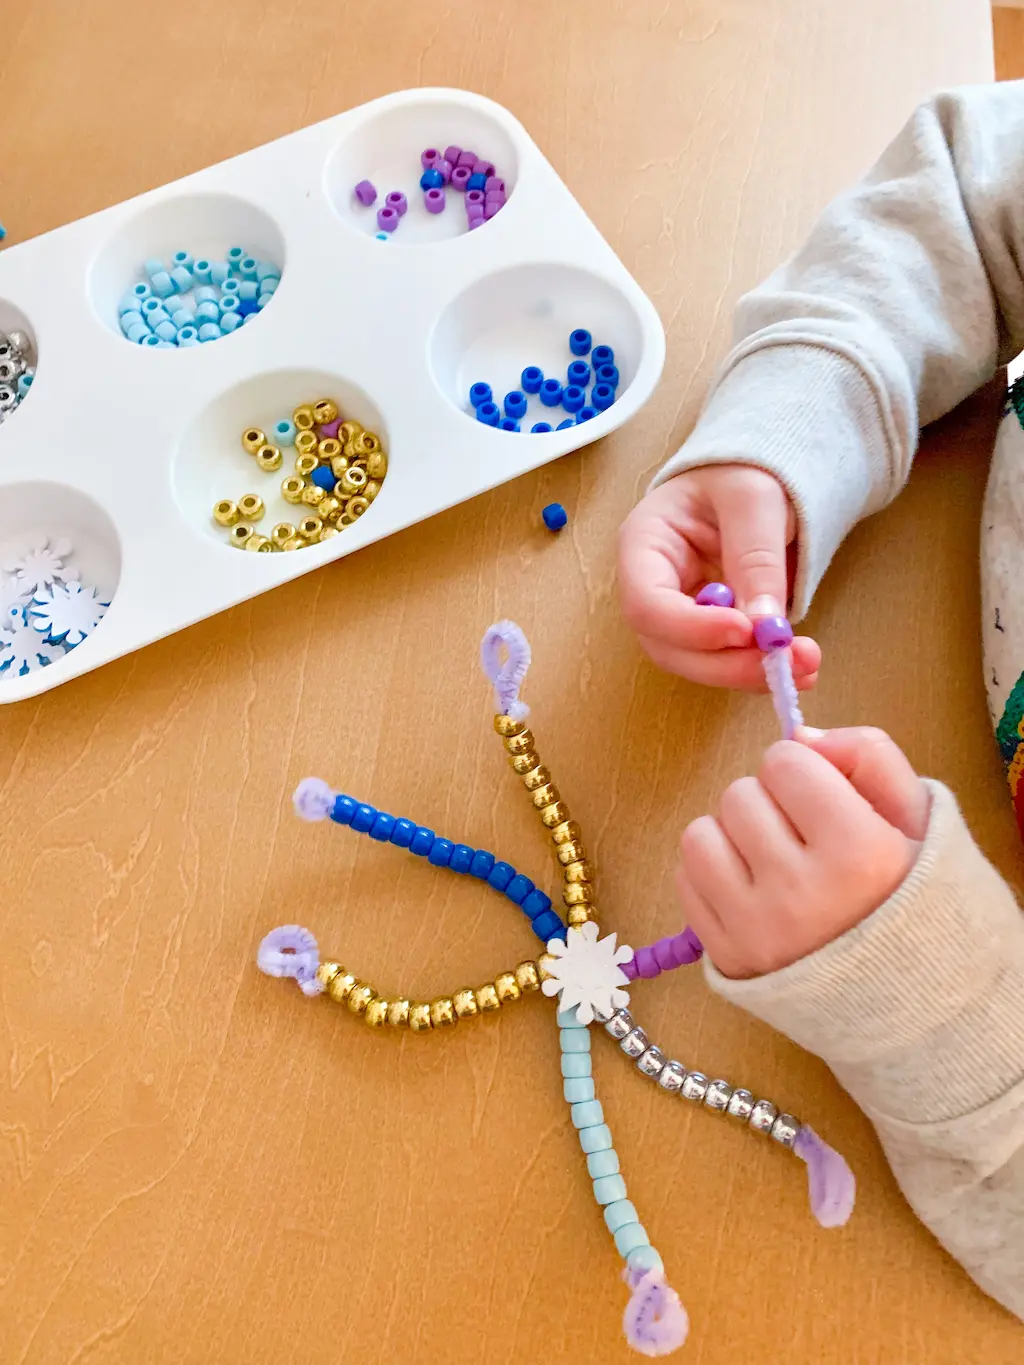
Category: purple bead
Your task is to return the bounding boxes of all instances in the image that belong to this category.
[695,582,735,609]
[318,417,341,439]
[466,201,485,223]
[485,190,506,207]
[354,179,377,206]
[451,165,472,191]
[457,149,477,168]
[485,176,506,195]
[652,937,677,971]
[676,926,704,964]
[634,946,660,980]
[466,189,484,206]
[424,187,446,214]
[484,200,502,219]
[376,205,399,232]
[620,957,639,982]
[386,190,408,217]
[468,217,485,230]
[443,144,462,165]
[437,158,453,184]
[421,147,440,169]
[753,615,794,652]
[473,159,496,178]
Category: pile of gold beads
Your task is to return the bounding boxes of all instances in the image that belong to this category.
[212,398,389,551]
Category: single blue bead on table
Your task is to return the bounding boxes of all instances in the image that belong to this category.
[569,328,592,356]
[428,837,454,867]
[192,259,212,284]
[576,406,597,424]
[470,849,496,878]
[469,381,492,408]
[177,327,200,347]
[580,1123,614,1155]
[420,168,444,190]
[543,503,568,532]
[467,172,487,191]
[571,1099,605,1130]
[498,418,520,432]
[591,384,615,411]
[144,258,164,279]
[603,1199,639,1234]
[170,265,193,293]
[504,390,527,419]
[331,794,357,825]
[210,262,230,286]
[410,826,435,856]
[539,378,563,407]
[593,1173,628,1206]
[614,1224,650,1258]
[504,873,534,905]
[390,818,416,848]
[595,363,619,389]
[172,250,194,270]
[274,419,297,446]
[521,365,544,393]
[592,344,614,368]
[560,1028,591,1054]
[564,1077,596,1103]
[561,384,585,413]
[351,803,377,833]
[532,908,565,942]
[150,271,175,298]
[311,466,336,491]
[587,1148,620,1179]
[369,812,396,841]
[531,422,553,434]
[561,1052,592,1078]
[556,419,574,430]
[567,360,591,387]
[487,861,515,892]
[220,312,242,334]
[520,888,551,919]
[448,844,474,874]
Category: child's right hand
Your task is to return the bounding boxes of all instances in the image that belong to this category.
[617,464,820,690]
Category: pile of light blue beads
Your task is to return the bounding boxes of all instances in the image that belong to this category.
[116,246,282,348]
[470,329,619,433]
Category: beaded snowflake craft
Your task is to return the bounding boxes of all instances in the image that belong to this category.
[257,597,852,1355]
[0,536,107,677]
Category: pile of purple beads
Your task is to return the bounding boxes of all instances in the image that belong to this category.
[353,144,508,237]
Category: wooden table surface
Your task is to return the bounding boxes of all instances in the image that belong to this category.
[1,2,1018,1362]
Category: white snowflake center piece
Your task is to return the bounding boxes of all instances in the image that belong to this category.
[541,921,633,1026]
[4,534,77,595]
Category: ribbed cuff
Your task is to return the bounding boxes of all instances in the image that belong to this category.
[705,781,1024,1123]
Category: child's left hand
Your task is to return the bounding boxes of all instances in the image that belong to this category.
[676,727,930,979]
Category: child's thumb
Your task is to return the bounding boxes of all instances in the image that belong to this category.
[795,726,930,840]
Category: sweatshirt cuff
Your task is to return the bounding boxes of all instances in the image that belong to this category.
[704,780,1024,1124]
[650,343,892,619]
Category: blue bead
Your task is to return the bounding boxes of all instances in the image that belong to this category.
[410,826,435,856]
[172,250,194,270]
[591,384,615,411]
[428,837,454,867]
[614,1223,650,1258]
[467,172,488,191]
[564,1077,596,1103]
[176,327,200,347]
[351,803,377,833]
[192,259,212,284]
[369,812,396,841]
[498,418,520,432]
[375,231,390,241]
[220,312,242,334]
[521,366,544,393]
[503,390,527,419]
[125,323,150,344]
[260,277,280,295]
[240,256,259,280]
[150,271,174,298]
[169,266,193,293]
[531,422,553,434]
[576,407,597,424]
[586,1148,619,1178]
[592,344,614,368]
[578,1120,612,1152]
[390,818,416,848]
[520,888,551,918]
[571,1100,604,1131]
[256,261,279,282]
[195,301,220,324]
[120,311,145,335]
[227,246,245,270]
[132,282,152,301]
[569,328,592,356]
[448,844,473,874]
[144,257,164,279]
[16,373,32,397]
[118,294,143,315]
[561,385,585,413]
[627,1247,664,1277]
[210,262,230,286]
[469,381,492,408]
[556,419,575,430]
[170,308,194,329]
[420,168,444,190]
[539,378,563,407]
[487,861,515,892]
[219,296,240,316]
[257,293,273,310]
[273,419,297,446]
[470,850,495,878]
[532,908,565,942]
[0,224,5,242]
[331,795,357,825]
[221,279,241,296]
[194,286,218,304]
[561,1052,592,1078]
[595,363,619,388]
[560,1028,591,1054]
[154,320,177,342]
[592,1173,627,1205]
[311,466,335,490]
[567,360,591,387]
[198,322,222,342]
[504,873,534,905]
[140,334,162,347]
[141,299,169,323]
[542,503,568,532]
[237,279,259,301]
[238,299,259,317]
[603,1199,638,1233]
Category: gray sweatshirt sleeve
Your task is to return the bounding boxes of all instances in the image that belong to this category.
[653,82,1024,615]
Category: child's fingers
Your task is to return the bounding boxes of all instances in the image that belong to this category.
[757,740,887,845]
[618,531,750,652]
[717,775,805,871]
[639,635,820,691]
[681,813,753,899]
[714,474,793,618]
[795,726,930,839]
[674,861,725,947]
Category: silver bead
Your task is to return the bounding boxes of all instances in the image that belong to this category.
[727,1088,754,1121]
[620,1026,650,1059]
[0,385,16,411]
[703,1079,733,1112]
[0,357,23,385]
[591,1004,613,1024]
[636,1045,665,1078]
[8,330,31,357]
[605,1009,634,1040]
[770,1114,800,1148]
[680,1070,709,1102]
[749,1099,779,1134]
[657,1060,686,1093]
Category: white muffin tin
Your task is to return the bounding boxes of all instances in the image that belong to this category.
[0,87,665,703]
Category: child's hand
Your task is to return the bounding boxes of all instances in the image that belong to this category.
[617,465,820,690]
[676,727,930,979]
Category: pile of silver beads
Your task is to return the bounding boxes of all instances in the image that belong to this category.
[0,330,35,425]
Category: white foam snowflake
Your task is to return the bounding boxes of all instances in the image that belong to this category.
[29,580,107,648]
[0,572,28,617]
[541,920,634,1025]
[4,534,78,595]
[0,615,62,675]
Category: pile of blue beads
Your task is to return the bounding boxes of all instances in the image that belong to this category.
[116,246,282,348]
[470,329,619,433]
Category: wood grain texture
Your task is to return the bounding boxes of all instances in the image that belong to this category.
[0,2,1014,1362]
[995,5,1024,77]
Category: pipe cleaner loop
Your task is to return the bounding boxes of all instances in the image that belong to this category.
[480,620,531,721]
[623,1267,689,1357]
[257,925,325,996]
[793,1126,856,1228]
[293,777,337,822]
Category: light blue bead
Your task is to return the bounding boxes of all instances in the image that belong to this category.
[119,293,143,315]
[221,278,241,296]
[140,334,162,348]
[256,260,278,282]
[614,1223,650,1258]
[627,1246,664,1277]
[194,286,217,304]
[177,326,200,347]
[17,373,33,396]
[219,295,240,316]
[141,300,170,325]
[226,246,245,271]
[603,1199,638,1234]
[579,1123,613,1154]
[375,231,390,240]
[144,257,164,279]
[557,1006,585,1028]
[195,301,220,324]
[171,250,194,270]
[586,1148,620,1179]
[273,419,297,446]
[563,1077,595,1104]
[126,322,150,344]
[237,279,259,301]
[150,271,174,298]
[192,259,212,284]
[259,276,279,295]
[560,1053,591,1079]
[570,1100,604,1130]
[170,308,194,329]
[169,265,193,293]
[243,311,259,325]
[154,340,175,348]
[257,293,274,310]
[240,256,259,279]
[154,320,177,342]
[198,322,222,342]
[559,1029,590,1054]
[219,311,242,334]
[210,261,230,286]
[120,311,145,335]
[592,1173,627,1206]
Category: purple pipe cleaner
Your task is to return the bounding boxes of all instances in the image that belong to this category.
[793,1126,856,1228]
[293,776,337,822]
[480,620,531,721]
[621,926,703,981]
[623,1267,688,1356]
[257,925,324,996]
[763,648,803,741]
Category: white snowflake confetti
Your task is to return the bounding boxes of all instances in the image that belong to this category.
[0,572,28,617]
[4,534,78,595]
[541,920,634,1026]
[0,616,62,675]
[29,580,107,648]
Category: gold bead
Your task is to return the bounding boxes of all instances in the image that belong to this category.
[540,801,571,828]
[330,454,350,480]
[317,495,341,521]
[363,479,381,503]
[453,988,478,1018]
[537,953,559,982]
[557,840,587,865]
[271,522,296,548]
[347,983,375,1015]
[314,398,340,425]
[353,430,381,458]
[474,983,501,1012]
[504,730,535,756]
[301,484,326,506]
[494,714,528,737]
[347,495,369,518]
[550,820,582,845]
[213,498,240,527]
[408,1002,433,1032]
[295,430,319,459]
[509,750,540,776]
[494,972,521,1004]
[282,536,305,551]
[318,437,342,463]
[387,999,411,1028]
[244,533,273,552]
[514,960,540,992]
[237,493,265,522]
[293,404,316,431]
[563,882,595,906]
[298,515,323,540]
[316,961,342,989]
[281,475,306,504]
[364,996,389,1028]
[319,526,341,542]
[228,523,254,548]
[366,449,388,480]
[338,509,358,526]
[339,419,363,444]
[329,970,358,1003]
[339,466,368,496]
[296,454,319,479]
[563,859,594,883]
[241,426,266,455]
[521,765,551,791]
[430,997,457,1028]
[255,443,283,473]
[567,905,592,928]
[530,783,560,809]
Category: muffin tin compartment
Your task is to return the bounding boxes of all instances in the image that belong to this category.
[0,87,664,703]
[0,300,37,429]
